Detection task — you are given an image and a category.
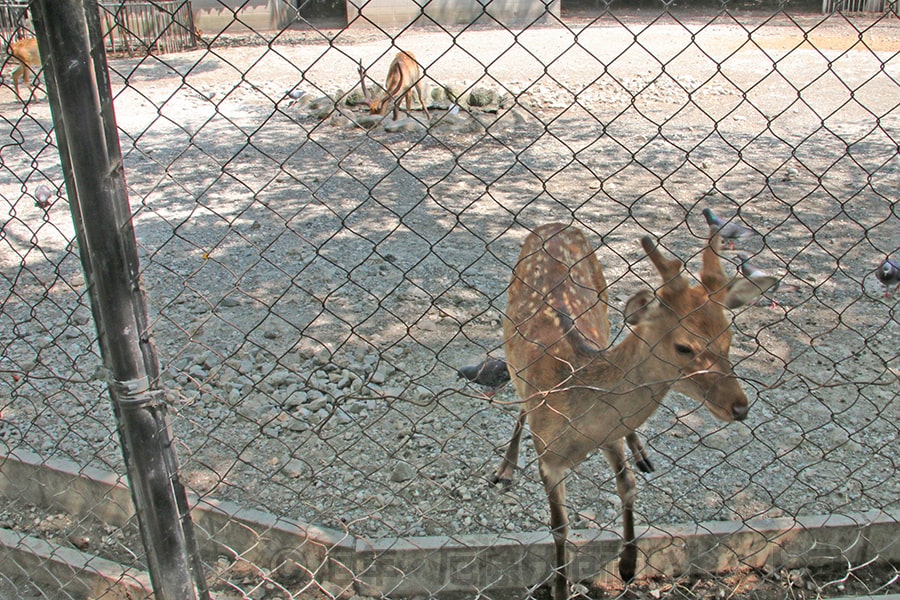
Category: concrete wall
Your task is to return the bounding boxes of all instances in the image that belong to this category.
[189,0,559,34]
[191,0,296,33]
[346,0,561,28]
[4,450,900,597]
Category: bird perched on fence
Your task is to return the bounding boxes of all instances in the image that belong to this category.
[703,207,759,250]
[736,254,796,307]
[457,357,510,397]
[876,257,900,297]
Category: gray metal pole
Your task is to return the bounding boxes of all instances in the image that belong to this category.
[30,2,208,598]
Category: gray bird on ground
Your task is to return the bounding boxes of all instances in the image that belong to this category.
[876,257,900,297]
[703,207,759,250]
[736,254,797,307]
[458,357,510,396]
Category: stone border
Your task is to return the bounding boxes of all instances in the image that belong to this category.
[1,449,898,597]
[0,527,153,599]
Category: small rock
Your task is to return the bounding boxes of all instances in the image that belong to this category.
[354,113,382,129]
[283,459,309,478]
[383,117,425,133]
[72,306,92,326]
[283,390,307,409]
[370,365,389,385]
[307,397,328,412]
[313,348,331,366]
[267,369,290,387]
[442,84,461,102]
[284,416,309,433]
[69,535,91,550]
[330,111,355,129]
[390,462,416,482]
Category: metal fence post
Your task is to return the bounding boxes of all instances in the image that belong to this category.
[30,1,209,598]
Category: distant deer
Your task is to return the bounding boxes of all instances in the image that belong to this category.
[499,223,776,600]
[7,37,40,102]
[358,51,431,121]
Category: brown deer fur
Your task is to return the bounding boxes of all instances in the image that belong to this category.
[359,51,430,121]
[499,223,776,600]
[8,37,40,102]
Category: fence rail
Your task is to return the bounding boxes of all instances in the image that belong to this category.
[0,0,197,53]
[1,0,899,598]
[822,0,896,12]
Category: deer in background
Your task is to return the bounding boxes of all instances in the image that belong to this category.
[7,37,40,102]
[358,51,431,121]
[499,223,776,600]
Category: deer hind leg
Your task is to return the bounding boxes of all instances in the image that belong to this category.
[626,432,654,473]
[403,89,413,118]
[602,441,639,583]
[539,461,569,600]
[12,65,25,100]
[492,408,526,486]
[414,81,430,120]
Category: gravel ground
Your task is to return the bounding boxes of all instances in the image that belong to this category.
[1,7,899,592]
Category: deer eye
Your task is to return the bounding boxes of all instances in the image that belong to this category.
[674,343,695,356]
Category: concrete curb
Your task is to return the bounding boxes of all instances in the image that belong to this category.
[2,449,898,596]
[0,526,153,599]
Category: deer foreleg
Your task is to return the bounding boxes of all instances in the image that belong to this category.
[492,409,526,486]
[540,462,569,600]
[603,441,638,583]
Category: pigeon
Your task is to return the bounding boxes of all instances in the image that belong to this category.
[457,357,510,396]
[875,257,900,297]
[703,207,759,250]
[34,184,52,209]
[736,254,798,307]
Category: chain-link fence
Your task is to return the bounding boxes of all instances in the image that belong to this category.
[1,0,899,598]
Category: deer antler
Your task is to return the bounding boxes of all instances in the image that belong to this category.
[641,236,687,294]
[358,59,372,105]
[701,232,730,300]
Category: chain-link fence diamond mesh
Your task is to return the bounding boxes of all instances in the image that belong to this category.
[1,0,899,598]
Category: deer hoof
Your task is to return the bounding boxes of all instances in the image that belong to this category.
[489,473,513,488]
[636,457,654,473]
[618,545,637,583]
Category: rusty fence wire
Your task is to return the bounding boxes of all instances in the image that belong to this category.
[1,0,899,598]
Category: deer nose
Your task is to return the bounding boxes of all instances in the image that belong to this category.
[732,404,749,421]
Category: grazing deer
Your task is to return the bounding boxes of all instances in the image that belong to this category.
[358,51,431,121]
[499,223,776,600]
[7,37,40,102]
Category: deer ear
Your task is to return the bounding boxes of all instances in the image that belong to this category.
[624,290,655,324]
[723,276,779,309]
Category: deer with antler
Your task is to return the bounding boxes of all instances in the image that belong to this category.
[498,223,776,600]
[358,51,431,121]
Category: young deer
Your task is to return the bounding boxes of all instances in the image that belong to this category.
[499,223,776,600]
[8,37,40,102]
[358,51,431,121]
